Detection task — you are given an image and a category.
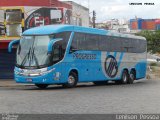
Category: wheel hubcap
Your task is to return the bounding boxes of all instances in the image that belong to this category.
[123,74,127,82]
[130,74,134,80]
[68,76,75,84]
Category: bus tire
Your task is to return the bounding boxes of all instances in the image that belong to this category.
[93,81,108,85]
[115,80,122,85]
[63,72,78,88]
[118,70,129,84]
[128,70,136,84]
[35,84,49,89]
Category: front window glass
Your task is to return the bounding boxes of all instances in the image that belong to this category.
[16,35,51,68]
[16,32,71,69]
[33,36,50,66]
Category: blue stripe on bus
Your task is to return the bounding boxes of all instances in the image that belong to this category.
[118,53,124,67]
[114,52,117,58]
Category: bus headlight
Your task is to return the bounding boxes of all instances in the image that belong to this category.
[15,68,55,76]
[38,68,48,74]
[39,68,55,75]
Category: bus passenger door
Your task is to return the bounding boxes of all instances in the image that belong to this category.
[52,41,63,82]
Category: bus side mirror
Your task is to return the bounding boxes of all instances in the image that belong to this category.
[8,40,20,53]
[48,38,63,54]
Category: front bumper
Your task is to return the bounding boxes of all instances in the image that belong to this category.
[14,70,61,84]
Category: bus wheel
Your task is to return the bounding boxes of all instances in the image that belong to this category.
[35,84,49,89]
[119,70,129,84]
[128,71,136,84]
[63,72,78,88]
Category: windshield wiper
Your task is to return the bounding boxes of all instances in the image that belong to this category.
[31,47,40,68]
[19,46,40,69]
[20,47,32,67]
[17,45,21,55]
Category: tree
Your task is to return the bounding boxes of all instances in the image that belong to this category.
[136,30,160,54]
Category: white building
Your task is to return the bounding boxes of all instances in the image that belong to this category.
[63,1,89,27]
[97,19,131,33]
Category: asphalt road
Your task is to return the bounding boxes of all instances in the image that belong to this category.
[0,79,160,114]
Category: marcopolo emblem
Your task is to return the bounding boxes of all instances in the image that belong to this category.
[104,55,118,78]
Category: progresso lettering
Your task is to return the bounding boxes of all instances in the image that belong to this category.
[73,53,96,60]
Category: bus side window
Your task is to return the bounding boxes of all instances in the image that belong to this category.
[70,32,85,51]
[52,41,63,63]
[99,36,110,51]
[129,39,140,53]
[122,38,128,52]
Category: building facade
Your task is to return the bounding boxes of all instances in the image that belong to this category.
[63,1,89,27]
[130,18,160,33]
[96,19,130,33]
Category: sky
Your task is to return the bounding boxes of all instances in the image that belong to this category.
[61,0,160,23]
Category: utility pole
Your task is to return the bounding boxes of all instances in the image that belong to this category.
[92,10,96,28]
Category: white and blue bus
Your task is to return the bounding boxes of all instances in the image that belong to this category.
[8,25,147,89]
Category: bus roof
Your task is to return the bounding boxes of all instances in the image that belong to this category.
[23,25,146,40]
[23,25,107,35]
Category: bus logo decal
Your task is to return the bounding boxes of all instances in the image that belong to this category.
[73,53,96,60]
[104,55,118,78]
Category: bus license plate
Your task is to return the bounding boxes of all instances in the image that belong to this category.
[26,78,32,82]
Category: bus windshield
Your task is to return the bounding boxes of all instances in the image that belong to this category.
[16,35,51,68]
